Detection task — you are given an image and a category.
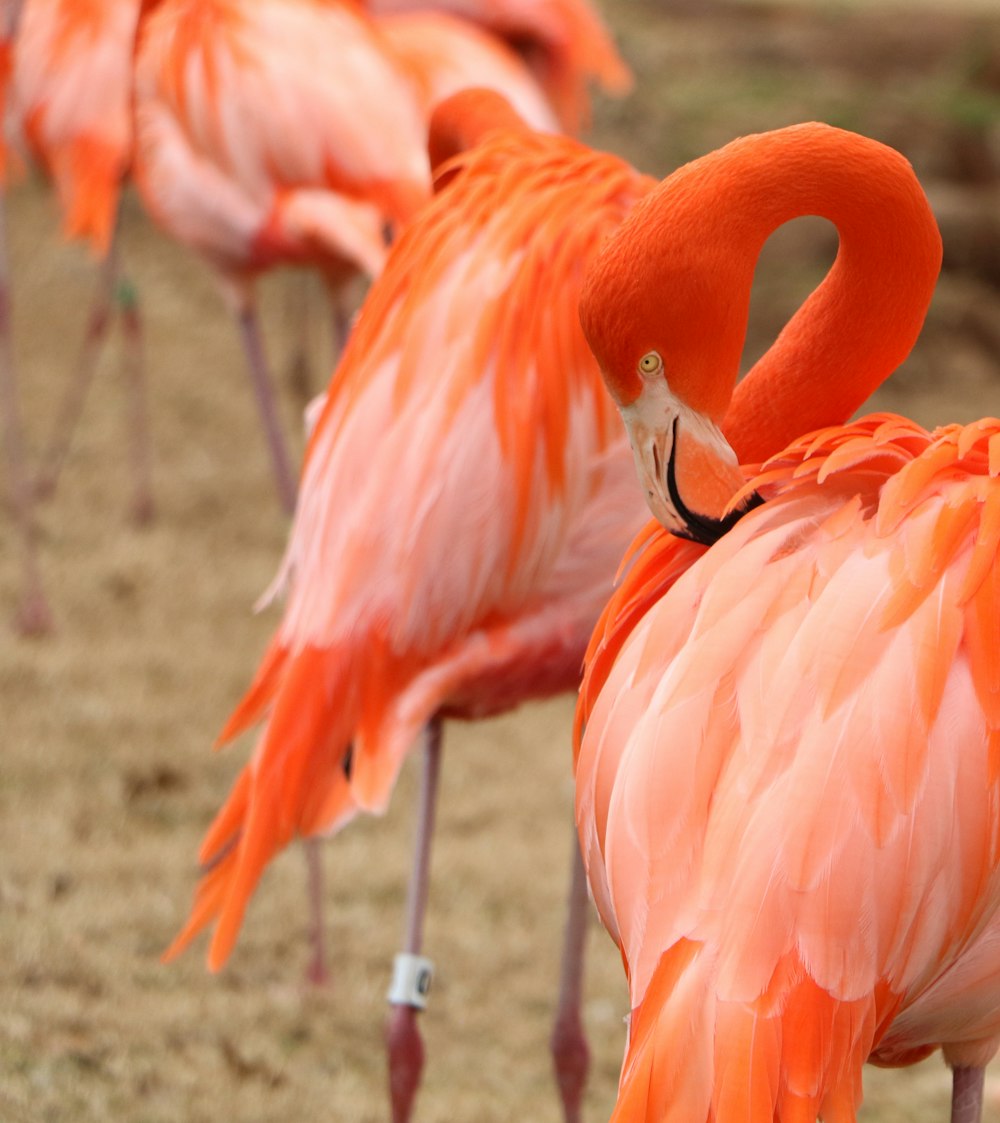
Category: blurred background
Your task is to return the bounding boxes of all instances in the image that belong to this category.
[2,0,1000,1120]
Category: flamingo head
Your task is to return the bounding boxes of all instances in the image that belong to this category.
[579,178,758,545]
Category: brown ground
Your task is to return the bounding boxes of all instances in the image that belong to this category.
[3,1,1000,1120]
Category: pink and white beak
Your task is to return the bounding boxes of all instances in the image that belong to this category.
[619,377,760,545]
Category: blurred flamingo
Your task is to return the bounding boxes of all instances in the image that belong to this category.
[575,122,1000,1123]
[9,0,151,523]
[370,0,631,132]
[378,8,559,133]
[164,89,654,1123]
[131,0,430,515]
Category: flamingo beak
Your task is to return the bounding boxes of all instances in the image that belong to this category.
[619,384,761,546]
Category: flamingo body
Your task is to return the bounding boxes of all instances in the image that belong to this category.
[132,0,429,299]
[576,415,1000,1120]
[11,0,140,254]
[166,102,654,971]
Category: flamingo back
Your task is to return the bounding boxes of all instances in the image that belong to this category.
[134,0,429,236]
[576,414,1000,1121]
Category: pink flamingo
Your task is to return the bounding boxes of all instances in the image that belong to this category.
[9,0,151,523]
[575,122,1000,1122]
[164,89,653,1123]
[131,0,430,515]
[370,0,632,132]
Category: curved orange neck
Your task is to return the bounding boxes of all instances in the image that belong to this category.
[716,127,942,463]
[427,88,529,187]
[592,124,942,463]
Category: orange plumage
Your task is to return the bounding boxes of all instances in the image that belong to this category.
[10,0,142,255]
[575,124,1000,1121]
[167,93,654,971]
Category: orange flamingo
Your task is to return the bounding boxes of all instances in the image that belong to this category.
[370,0,631,133]
[9,0,151,523]
[164,89,654,1123]
[574,122,1000,1122]
[132,0,430,514]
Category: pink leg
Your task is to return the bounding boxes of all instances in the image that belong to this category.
[118,277,155,525]
[0,193,52,636]
[234,303,298,516]
[34,227,120,502]
[303,838,329,986]
[551,830,591,1123]
[284,271,316,414]
[386,719,442,1123]
[951,1066,985,1123]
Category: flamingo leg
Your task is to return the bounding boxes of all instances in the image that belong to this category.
[0,193,52,636]
[385,718,442,1123]
[950,1066,985,1123]
[118,276,154,525]
[234,303,298,515]
[34,223,121,502]
[303,838,329,986]
[284,271,316,414]
[551,828,591,1123]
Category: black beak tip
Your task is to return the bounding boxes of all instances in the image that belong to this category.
[670,490,765,547]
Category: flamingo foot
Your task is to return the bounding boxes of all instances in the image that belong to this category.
[551,1008,589,1123]
[385,1003,425,1123]
[951,1066,985,1123]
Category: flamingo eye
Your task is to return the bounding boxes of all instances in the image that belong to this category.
[638,351,663,377]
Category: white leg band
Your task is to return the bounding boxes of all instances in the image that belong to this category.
[387,952,434,1010]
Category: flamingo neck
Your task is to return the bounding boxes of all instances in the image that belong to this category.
[427,88,529,186]
[705,126,942,464]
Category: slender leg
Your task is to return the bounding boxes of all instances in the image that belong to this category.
[330,285,352,366]
[34,226,121,500]
[303,838,329,986]
[0,194,52,635]
[118,275,154,525]
[284,271,315,413]
[951,1066,985,1123]
[551,829,591,1123]
[386,719,443,1123]
[234,303,298,515]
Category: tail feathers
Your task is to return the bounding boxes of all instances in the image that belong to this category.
[59,135,124,257]
[613,945,876,1123]
[215,638,289,747]
[172,645,358,970]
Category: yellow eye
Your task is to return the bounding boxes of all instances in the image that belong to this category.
[638,351,662,376]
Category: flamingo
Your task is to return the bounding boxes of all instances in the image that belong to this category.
[370,0,631,133]
[9,0,152,523]
[131,0,431,515]
[164,89,654,1123]
[377,8,559,134]
[573,122,1000,1122]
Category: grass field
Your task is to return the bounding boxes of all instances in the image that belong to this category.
[2,1,1000,1120]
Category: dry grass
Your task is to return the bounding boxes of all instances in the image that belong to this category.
[3,1,1000,1120]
